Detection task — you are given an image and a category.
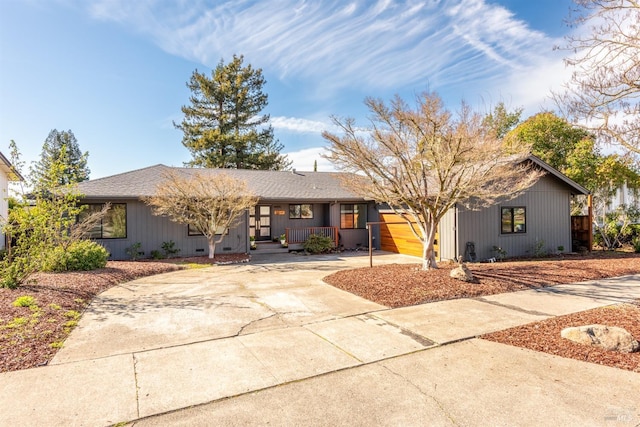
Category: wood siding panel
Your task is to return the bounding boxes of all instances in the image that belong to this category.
[379,213,437,258]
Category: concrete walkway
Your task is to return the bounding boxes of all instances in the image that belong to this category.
[1,252,639,426]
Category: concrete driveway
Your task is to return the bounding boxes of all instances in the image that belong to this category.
[1,252,639,426]
[51,252,414,364]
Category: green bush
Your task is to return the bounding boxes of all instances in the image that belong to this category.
[633,237,640,254]
[42,240,109,272]
[303,234,334,254]
[12,295,37,308]
[0,258,32,289]
[150,250,164,260]
[161,240,180,258]
[125,242,143,260]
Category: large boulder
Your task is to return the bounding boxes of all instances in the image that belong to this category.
[561,324,639,353]
[450,262,474,282]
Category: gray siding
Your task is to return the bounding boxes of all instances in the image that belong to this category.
[88,199,248,260]
[439,207,457,261]
[329,202,373,250]
[273,202,327,240]
[457,175,573,261]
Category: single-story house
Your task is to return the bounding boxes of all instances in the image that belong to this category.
[76,155,589,261]
[380,155,590,261]
[0,151,24,250]
[76,165,377,260]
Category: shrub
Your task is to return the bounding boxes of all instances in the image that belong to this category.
[161,240,180,258]
[125,242,143,260]
[150,250,164,260]
[531,239,547,257]
[303,234,334,254]
[633,237,640,254]
[0,258,33,289]
[42,240,109,272]
[12,295,36,308]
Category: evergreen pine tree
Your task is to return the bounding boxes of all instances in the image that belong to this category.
[30,129,90,193]
[175,54,290,170]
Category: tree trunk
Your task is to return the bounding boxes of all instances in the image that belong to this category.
[421,225,438,271]
[208,239,216,259]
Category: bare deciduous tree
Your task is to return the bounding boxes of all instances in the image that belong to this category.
[555,0,640,156]
[322,92,543,270]
[145,171,258,259]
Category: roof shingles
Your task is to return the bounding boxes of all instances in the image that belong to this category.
[77,165,364,201]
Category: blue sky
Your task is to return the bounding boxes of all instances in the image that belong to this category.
[1,0,577,179]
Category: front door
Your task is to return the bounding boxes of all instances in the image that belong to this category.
[250,205,271,241]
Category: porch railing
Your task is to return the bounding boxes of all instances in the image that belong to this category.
[285,226,338,246]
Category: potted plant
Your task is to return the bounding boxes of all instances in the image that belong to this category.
[250,235,257,250]
[279,233,287,247]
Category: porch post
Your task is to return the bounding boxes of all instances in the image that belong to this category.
[588,194,593,252]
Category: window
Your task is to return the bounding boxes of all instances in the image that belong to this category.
[188,224,228,236]
[341,203,367,229]
[501,207,526,234]
[81,203,127,239]
[289,204,313,219]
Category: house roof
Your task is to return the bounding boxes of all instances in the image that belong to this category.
[76,164,366,202]
[526,155,589,195]
[77,155,588,202]
[0,151,24,181]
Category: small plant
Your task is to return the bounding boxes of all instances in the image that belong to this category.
[303,234,334,254]
[150,250,164,260]
[161,240,181,258]
[48,303,61,310]
[633,237,640,254]
[7,317,28,328]
[250,236,257,250]
[125,242,143,260]
[491,246,507,261]
[12,295,37,308]
[557,245,564,253]
[64,310,80,320]
[531,238,547,257]
[50,341,64,349]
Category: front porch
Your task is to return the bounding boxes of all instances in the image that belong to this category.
[285,226,339,249]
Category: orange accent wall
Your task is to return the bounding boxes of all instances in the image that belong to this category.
[379,213,438,258]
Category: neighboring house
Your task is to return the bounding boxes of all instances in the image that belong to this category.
[0,151,24,250]
[76,165,377,260]
[379,155,590,262]
[77,155,589,262]
[607,181,639,212]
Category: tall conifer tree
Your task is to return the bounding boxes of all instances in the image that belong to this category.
[176,54,290,170]
[30,129,90,193]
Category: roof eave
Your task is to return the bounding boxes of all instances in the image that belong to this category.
[526,155,590,196]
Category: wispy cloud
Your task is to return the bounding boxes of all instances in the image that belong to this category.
[82,0,563,98]
[271,116,331,133]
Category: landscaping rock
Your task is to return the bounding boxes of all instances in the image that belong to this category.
[560,324,639,353]
[449,262,474,282]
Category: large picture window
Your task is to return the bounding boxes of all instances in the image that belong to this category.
[289,204,313,219]
[82,203,127,239]
[341,203,367,229]
[501,207,526,234]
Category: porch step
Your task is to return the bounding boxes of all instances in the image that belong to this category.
[252,242,290,254]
